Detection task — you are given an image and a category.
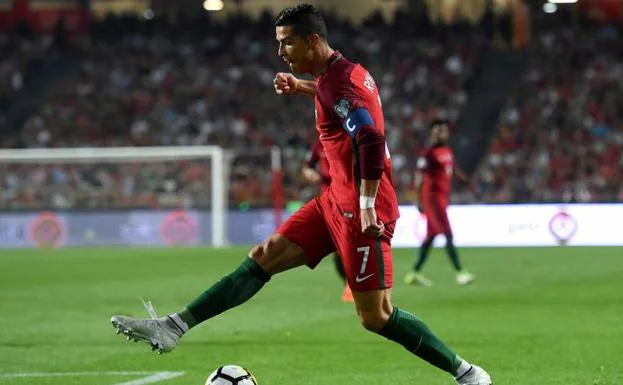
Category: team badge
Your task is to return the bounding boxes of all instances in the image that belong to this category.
[333,99,350,119]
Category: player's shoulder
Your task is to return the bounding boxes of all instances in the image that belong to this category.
[326,54,375,83]
[324,54,358,85]
[335,56,374,85]
[349,63,378,92]
[319,54,378,110]
[434,146,454,164]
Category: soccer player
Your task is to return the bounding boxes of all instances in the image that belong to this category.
[111,5,491,385]
[303,139,353,302]
[405,119,475,287]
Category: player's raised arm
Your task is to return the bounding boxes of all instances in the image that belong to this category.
[273,73,316,97]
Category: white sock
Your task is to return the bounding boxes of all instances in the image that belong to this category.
[168,313,190,333]
[454,359,472,380]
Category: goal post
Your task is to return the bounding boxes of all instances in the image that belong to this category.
[0,145,283,247]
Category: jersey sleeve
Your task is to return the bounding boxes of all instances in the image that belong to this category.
[331,81,373,138]
[329,69,385,180]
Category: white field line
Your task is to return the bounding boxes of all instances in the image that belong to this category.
[110,372,185,385]
[0,371,185,384]
[0,372,156,378]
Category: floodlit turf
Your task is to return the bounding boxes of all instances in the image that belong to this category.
[1,246,622,385]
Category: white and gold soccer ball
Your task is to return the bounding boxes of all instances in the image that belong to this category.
[206,365,258,385]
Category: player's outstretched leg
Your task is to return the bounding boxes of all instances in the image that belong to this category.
[333,253,353,302]
[111,234,307,353]
[405,237,435,286]
[444,234,474,285]
[353,289,491,385]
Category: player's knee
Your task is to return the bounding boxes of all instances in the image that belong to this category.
[263,235,285,256]
[249,235,283,261]
[248,237,275,265]
[248,236,275,265]
[249,234,307,275]
[358,308,391,332]
[248,244,265,262]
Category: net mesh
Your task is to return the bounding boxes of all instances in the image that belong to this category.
[0,159,213,210]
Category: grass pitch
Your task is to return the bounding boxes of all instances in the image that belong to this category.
[1,247,622,384]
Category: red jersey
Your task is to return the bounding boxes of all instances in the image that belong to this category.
[314,52,399,224]
[418,145,454,204]
[305,139,331,191]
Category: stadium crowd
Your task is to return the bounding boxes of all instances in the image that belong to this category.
[478,19,623,204]
[0,31,53,136]
[1,8,622,209]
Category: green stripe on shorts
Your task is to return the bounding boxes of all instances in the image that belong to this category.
[375,237,385,289]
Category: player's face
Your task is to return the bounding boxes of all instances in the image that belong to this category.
[276,26,317,74]
[431,124,450,144]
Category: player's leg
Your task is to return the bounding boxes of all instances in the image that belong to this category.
[333,252,353,302]
[435,206,461,272]
[338,218,490,384]
[415,236,435,272]
[175,198,334,326]
[405,208,438,286]
[177,197,334,324]
[338,223,489,384]
[445,232,474,285]
[354,289,459,372]
[111,198,334,353]
[110,233,306,353]
[342,226,458,372]
[435,205,475,285]
[354,289,490,384]
[174,234,306,330]
[450,235,474,285]
[405,237,435,286]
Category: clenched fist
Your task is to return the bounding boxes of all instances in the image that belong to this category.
[273,72,299,95]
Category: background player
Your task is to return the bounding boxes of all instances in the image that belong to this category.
[302,139,353,302]
[405,119,475,287]
[111,5,491,384]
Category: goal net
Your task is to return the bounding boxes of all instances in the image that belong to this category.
[0,146,283,248]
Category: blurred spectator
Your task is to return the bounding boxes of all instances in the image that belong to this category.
[475,16,623,203]
[1,8,622,209]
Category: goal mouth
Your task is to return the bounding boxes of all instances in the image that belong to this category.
[0,146,283,248]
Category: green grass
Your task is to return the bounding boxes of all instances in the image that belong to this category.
[1,247,622,385]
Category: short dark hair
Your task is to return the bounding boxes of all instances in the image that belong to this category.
[430,119,449,130]
[275,3,328,39]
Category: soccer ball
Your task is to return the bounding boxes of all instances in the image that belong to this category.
[206,365,258,385]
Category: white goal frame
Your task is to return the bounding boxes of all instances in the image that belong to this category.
[0,145,267,247]
[0,145,283,247]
